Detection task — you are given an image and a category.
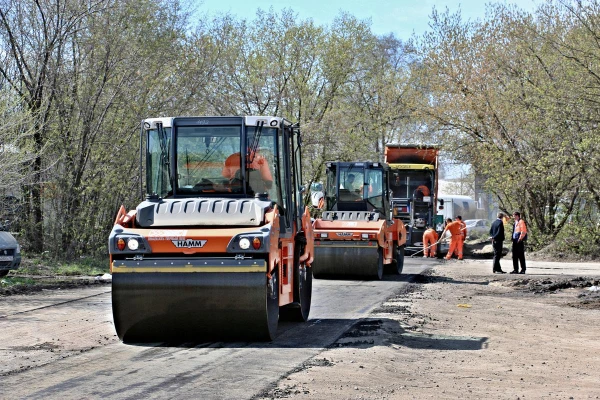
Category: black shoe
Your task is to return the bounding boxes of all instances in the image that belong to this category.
[509,270,519,274]
[493,270,506,274]
[519,270,526,274]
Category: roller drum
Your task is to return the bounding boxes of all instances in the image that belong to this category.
[313,244,381,279]
[112,270,277,343]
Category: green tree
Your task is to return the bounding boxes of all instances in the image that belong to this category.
[409,3,593,247]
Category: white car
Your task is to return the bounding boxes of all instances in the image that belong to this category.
[464,219,491,239]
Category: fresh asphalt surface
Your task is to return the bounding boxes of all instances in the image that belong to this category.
[0,258,434,400]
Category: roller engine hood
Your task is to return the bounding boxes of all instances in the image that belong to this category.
[135,197,273,228]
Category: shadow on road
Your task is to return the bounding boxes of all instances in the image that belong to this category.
[336,318,488,351]
[394,273,489,286]
[126,316,486,352]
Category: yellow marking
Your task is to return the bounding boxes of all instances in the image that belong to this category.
[112,265,266,273]
[315,243,377,249]
[388,163,434,170]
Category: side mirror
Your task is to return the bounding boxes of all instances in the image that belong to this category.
[299,185,306,194]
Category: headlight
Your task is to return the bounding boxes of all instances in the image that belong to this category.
[15,244,20,254]
[113,234,147,253]
[239,238,251,250]
[127,238,139,250]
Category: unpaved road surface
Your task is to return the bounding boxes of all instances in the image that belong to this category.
[259,259,600,399]
[0,261,429,399]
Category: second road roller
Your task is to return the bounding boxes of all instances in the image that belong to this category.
[108,116,314,342]
[311,161,406,280]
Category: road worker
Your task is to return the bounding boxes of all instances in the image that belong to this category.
[415,184,430,198]
[441,217,463,260]
[510,211,528,274]
[454,215,467,259]
[342,173,362,191]
[422,226,439,258]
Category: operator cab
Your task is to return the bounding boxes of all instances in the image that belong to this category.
[320,162,390,214]
[140,116,305,230]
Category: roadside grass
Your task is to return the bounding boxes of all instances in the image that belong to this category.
[15,253,109,277]
[0,276,36,287]
[1,255,111,293]
[54,257,109,276]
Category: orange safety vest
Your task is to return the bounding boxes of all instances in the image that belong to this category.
[513,219,527,241]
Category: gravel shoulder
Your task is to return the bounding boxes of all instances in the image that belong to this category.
[259,259,600,399]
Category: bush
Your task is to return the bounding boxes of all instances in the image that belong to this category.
[547,223,600,259]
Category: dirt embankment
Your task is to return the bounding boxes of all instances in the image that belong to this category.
[259,260,600,400]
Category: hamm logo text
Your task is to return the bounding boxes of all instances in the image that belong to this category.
[172,239,207,248]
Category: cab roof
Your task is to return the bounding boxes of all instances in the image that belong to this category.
[142,116,291,129]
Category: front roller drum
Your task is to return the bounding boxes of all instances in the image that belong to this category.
[112,271,278,343]
[313,244,383,280]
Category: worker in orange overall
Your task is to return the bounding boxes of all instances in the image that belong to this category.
[422,226,439,258]
[441,217,464,260]
[454,215,467,258]
[415,185,430,197]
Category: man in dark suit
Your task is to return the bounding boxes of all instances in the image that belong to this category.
[489,212,506,274]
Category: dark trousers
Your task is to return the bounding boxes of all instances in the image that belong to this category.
[512,239,526,272]
[492,240,503,272]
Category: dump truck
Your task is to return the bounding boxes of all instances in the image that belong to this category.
[384,145,440,254]
[310,161,406,279]
[109,116,314,342]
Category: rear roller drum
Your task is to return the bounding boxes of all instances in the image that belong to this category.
[265,271,279,340]
[373,247,384,280]
[385,243,404,275]
[280,261,312,322]
[394,245,405,275]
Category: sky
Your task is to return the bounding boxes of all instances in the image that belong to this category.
[195,0,540,40]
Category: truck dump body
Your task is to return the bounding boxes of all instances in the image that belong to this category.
[384,145,439,166]
[385,145,439,253]
[109,116,314,342]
